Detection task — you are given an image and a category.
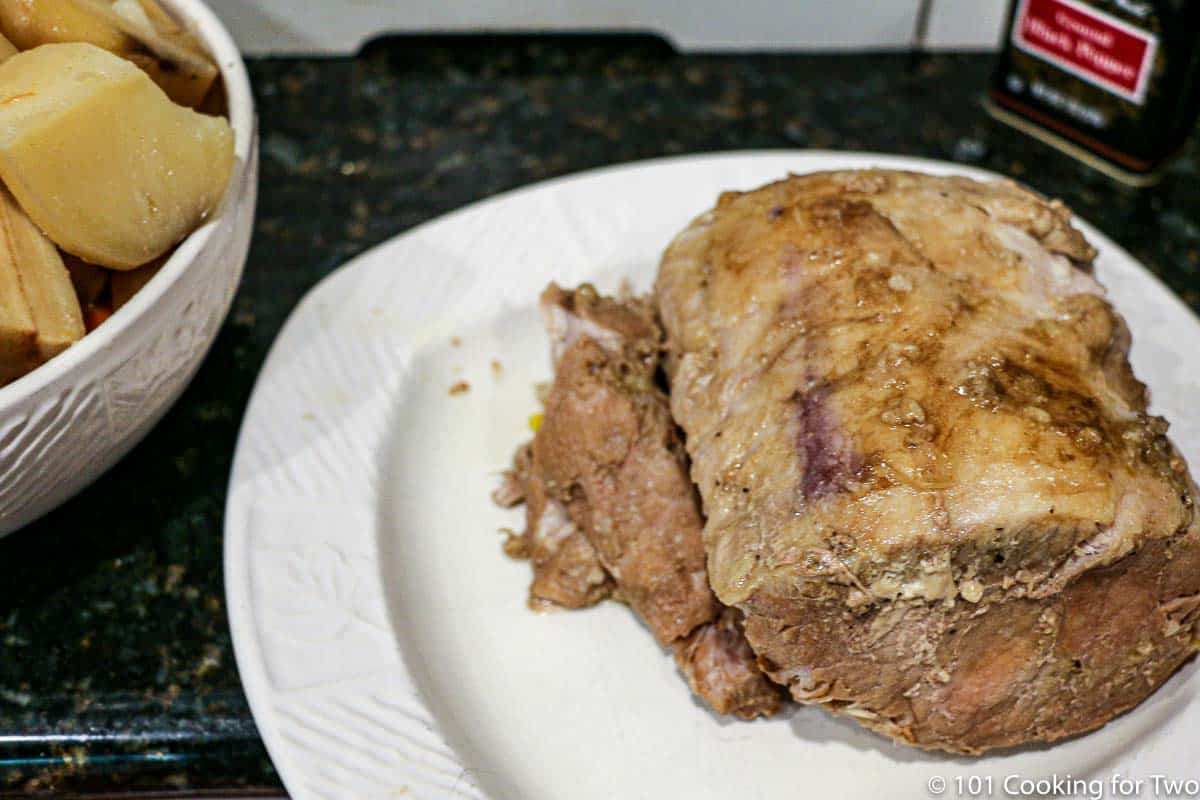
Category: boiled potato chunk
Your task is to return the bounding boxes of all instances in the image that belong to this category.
[0,0,133,52]
[0,43,234,269]
[0,188,84,359]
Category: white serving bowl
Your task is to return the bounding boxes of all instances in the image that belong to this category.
[0,0,258,538]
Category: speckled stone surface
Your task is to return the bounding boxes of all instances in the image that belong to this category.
[0,36,1196,794]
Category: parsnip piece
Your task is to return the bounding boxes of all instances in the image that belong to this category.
[0,43,235,269]
[87,0,219,107]
[0,0,133,52]
[111,256,164,310]
[0,33,17,63]
[124,50,217,108]
[112,0,155,34]
[0,235,36,385]
[134,0,180,33]
[0,188,85,359]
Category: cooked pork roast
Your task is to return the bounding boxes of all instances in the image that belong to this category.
[674,606,786,719]
[655,170,1200,752]
[499,284,784,719]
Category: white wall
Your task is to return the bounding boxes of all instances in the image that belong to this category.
[927,0,1010,49]
[205,0,1012,55]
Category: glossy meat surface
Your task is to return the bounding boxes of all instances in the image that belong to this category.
[655,170,1200,751]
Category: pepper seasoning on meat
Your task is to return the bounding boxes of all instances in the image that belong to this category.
[986,0,1200,185]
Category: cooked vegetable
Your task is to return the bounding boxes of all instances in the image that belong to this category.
[0,2,231,384]
[61,253,110,308]
[111,256,164,310]
[96,0,220,107]
[0,188,85,359]
[83,304,112,331]
[0,32,18,62]
[0,238,37,384]
[123,48,218,109]
[0,0,132,52]
[0,42,234,269]
[0,0,219,107]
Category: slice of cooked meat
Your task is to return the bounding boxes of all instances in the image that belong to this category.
[673,607,784,719]
[655,169,1200,753]
[491,442,530,509]
[497,444,613,610]
[527,472,615,610]
[497,283,783,718]
[531,283,718,644]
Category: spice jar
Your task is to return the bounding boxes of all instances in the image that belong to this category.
[986,0,1200,184]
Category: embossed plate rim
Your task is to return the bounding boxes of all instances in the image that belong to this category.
[226,150,1200,800]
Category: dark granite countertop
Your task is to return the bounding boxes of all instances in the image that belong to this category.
[1,35,1197,796]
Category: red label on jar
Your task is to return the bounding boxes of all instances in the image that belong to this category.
[1012,0,1158,104]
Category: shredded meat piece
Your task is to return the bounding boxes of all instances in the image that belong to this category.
[492,443,531,508]
[523,466,614,609]
[495,283,784,719]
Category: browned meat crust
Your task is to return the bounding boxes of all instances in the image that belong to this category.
[655,169,1200,753]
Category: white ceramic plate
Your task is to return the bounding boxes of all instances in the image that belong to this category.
[226,151,1200,800]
